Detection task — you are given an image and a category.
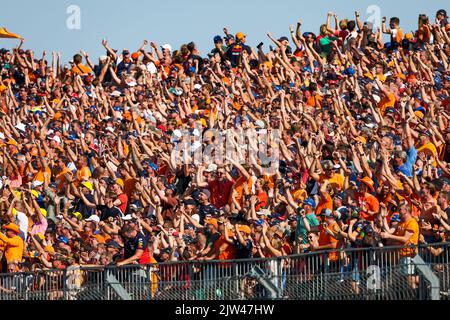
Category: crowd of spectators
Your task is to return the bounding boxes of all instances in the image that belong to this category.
[0,9,450,295]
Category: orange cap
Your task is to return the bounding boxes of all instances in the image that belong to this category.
[353,136,367,144]
[414,111,424,119]
[54,112,63,121]
[205,218,218,228]
[131,52,141,60]
[238,225,252,235]
[236,32,246,41]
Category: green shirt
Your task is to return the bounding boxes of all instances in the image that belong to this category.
[296,212,320,244]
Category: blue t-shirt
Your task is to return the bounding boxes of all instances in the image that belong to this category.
[395,147,417,178]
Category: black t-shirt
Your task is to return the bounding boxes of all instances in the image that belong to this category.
[117,60,132,76]
[97,205,122,221]
[123,232,149,259]
[75,194,95,219]
[235,238,253,259]
[225,43,252,68]
[174,170,192,196]
[206,232,221,248]
[198,203,219,225]
[352,220,372,248]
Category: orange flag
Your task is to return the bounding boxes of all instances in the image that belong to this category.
[0,28,22,39]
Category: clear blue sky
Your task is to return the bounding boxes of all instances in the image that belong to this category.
[0,0,446,63]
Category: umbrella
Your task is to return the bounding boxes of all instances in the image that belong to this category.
[0,28,23,39]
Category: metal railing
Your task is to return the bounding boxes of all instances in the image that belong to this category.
[1,242,449,300]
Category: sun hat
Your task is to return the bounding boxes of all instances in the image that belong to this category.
[3,223,20,234]
[358,176,375,193]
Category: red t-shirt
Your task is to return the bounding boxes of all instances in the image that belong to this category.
[117,193,128,214]
[208,179,234,209]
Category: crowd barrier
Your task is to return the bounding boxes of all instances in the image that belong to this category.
[1,242,449,300]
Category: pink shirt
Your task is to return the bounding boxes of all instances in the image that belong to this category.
[30,212,48,236]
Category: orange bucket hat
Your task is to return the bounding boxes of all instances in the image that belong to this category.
[358,176,375,193]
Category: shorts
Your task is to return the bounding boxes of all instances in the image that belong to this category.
[399,257,415,276]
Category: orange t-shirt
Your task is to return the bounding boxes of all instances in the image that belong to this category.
[357,193,380,222]
[306,94,323,108]
[255,191,269,211]
[232,175,252,206]
[394,217,419,257]
[55,167,72,191]
[76,166,92,183]
[123,178,136,199]
[316,193,333,216]
[214,234,237,261]
[262,174,276,190]
[71,63,91,75]
[378,92,396,115]
[34,167,51,184]
[318,222,339,261]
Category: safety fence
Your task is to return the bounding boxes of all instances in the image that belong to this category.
[0,242,449,300]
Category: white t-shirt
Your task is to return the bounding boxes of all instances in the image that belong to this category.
[14,210,29,241]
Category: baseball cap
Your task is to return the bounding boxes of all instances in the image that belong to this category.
[161,44,172,52]
[334,192,346,201]
[32,180,44,188]
[122,214,134,221]
[205,218,218,228]
[85,215,100,223]
[320,208,333,218]
[205,163,218,173]
[58,236,70,245]
[437,9,447,17]
[257,209,271,216]
[214,35,223,43]
[81,181,94,192]
[106,240,121,249]
[303,197,316,209]
[115,178,125,188]
[200,189,211,199]
[235,32,246,41]
[182,198,197,206]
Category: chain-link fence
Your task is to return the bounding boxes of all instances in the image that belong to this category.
[1,242,449,300]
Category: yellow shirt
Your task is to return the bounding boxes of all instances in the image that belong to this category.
[320,173,345,190]
[417,142,438,166]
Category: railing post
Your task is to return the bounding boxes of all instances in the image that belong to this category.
[234,262,239,300]
[63,269,68,301]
